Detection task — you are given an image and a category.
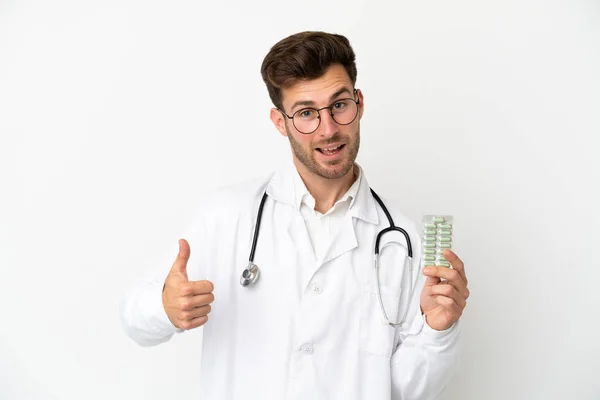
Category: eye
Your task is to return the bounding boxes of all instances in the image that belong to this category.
[333,100,348,110]
[297,109,317,119]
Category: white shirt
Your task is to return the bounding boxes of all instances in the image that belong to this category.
[120,159,460,400]
[294,166,361,263]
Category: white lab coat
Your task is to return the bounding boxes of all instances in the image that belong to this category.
[120,160,460,400]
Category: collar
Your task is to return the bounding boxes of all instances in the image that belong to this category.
[293,165,361,213]
[266,157,379,225]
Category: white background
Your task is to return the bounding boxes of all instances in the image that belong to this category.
[1,0,599,399]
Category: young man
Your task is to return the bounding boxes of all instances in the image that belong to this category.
[121,31,469,400]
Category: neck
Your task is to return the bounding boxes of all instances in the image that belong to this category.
[294,160,357,214]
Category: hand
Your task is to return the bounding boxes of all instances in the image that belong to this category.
[420,249,469,331]
[162,239,215,330]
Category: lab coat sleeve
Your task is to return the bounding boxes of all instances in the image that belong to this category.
[119,208,208,347]
[119,263,182,347]
[389,264,461,400]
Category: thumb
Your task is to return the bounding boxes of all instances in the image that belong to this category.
[170,238,190,280]
[424,274,441,288]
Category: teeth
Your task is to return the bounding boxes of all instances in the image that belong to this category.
[322,145,342,151]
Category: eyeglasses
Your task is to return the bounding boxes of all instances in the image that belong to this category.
[278,89,360,134]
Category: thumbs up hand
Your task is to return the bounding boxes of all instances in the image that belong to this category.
[162,239,215,330]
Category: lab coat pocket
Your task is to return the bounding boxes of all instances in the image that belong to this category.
[359,288,400,358]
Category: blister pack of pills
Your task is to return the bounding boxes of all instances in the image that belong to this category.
[421,215,453,268]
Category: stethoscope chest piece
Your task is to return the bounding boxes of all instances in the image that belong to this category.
[240,263,260,287]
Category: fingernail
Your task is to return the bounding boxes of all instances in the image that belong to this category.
[423,267,431,273]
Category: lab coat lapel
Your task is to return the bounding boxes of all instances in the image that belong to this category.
[265,158,317,268]
[320,165,379,265]
[321,216,358,266]
[286,211,316,266]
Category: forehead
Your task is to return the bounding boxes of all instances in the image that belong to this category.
[281,64,353,111]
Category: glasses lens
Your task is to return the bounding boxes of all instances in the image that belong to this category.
[293,108,320,134]
[331,99,358,125]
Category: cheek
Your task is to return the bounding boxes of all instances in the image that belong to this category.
[300,135,313,147]
[288,127,313,148]
[296,135,314,150]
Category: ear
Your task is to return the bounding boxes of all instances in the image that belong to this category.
[270,108,288,137]
[356,89,365,120]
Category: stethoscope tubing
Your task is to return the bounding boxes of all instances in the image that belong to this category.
[241,188,417,327]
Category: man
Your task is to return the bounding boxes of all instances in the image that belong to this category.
[121,31,469,399]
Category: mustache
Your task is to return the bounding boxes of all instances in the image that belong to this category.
[313,134,347,148]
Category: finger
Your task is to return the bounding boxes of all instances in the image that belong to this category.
[171,239,191,280]
[180,280,215,296]
[424,274,441,287]
[434,295,462,317]
[180,293,215,311]
[180,315,209,330]
[423,265,464,285]
[423,266,468,297]
[443,249,467,285]
[180,304,212,321]
[429,284,467,308]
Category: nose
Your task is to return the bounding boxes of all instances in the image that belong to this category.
[317,110,339,138]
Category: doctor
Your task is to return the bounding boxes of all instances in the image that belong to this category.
[121,31,469,400]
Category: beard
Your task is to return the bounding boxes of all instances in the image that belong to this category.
[285,121,360,180]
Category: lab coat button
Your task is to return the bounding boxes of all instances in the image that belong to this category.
[312,285,322,294]
[301,343,314,354]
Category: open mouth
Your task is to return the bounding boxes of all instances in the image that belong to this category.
[316,144,345,156]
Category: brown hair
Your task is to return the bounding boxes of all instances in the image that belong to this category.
[260,31,357,111]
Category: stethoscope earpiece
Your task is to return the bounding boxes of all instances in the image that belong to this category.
[240,263,260,287]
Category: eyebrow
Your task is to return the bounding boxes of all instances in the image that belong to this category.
[290,87,353,113]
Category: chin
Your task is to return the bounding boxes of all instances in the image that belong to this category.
[315,160,353,180]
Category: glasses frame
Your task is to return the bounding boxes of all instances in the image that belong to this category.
[278,88,361,134]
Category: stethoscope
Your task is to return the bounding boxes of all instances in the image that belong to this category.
[240,188,415,326]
